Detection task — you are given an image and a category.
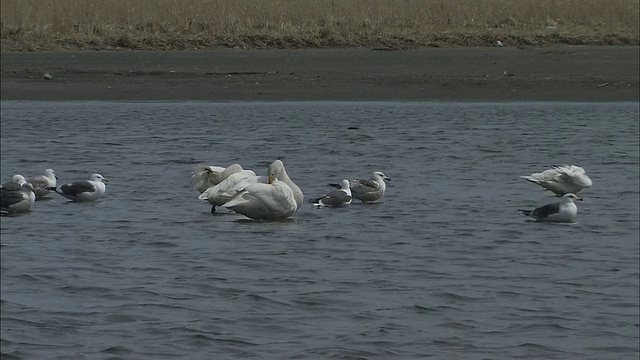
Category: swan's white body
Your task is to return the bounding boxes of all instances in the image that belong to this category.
[220,160,303,220]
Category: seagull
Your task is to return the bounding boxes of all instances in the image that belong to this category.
[28,168,57,199]
[53,174,109,202]
[519,193,582,222]
[521,165,592,196]
[310,179,352,208]
[1,174,27,195]
[330,171,390,203]
[1,182,36,215]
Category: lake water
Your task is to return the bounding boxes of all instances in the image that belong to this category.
[1,101,638,359]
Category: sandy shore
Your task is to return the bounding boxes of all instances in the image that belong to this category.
[1,46,638,101]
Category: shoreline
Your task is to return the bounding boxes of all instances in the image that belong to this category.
[1,46,638,102]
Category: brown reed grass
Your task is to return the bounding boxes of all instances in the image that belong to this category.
[1,0,638,50]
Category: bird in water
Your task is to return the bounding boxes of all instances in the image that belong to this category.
[52,174,109,202]
[519,193,582,223]
[1,182,36,215]
[310,179,352,208]
[329,171,390,203]
[521,164,592,196]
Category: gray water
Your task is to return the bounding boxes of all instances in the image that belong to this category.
[1,101,638,360]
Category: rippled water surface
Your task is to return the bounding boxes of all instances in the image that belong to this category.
[1,101,639,359]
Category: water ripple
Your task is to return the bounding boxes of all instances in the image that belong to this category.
[1,101,638,359]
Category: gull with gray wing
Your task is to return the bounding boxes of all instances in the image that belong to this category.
[330,171,390,203]
[28,168,58,199]
[53,174,110,202]
[1,182,36,215]
[519,193,582,223]
[311,179,352,207]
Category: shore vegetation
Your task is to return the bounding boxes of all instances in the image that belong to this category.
[1,0,638,50]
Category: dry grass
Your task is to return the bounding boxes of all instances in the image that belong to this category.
[1,0,638,50]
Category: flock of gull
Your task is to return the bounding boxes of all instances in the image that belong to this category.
[0,170,110,215]
[0,160,391,220]
[1,162,591,223]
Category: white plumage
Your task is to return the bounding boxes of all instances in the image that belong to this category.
[519,193,582,223]
[192,164,247,194]
[311,179,352,207]
[220,160,303,220]
[1,182,36,215]
[521,165,592,196]
[55,174,109,202]
[332,171,390,203]
[28,168,57,199]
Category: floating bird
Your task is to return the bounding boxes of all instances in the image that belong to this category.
[192,164,248,194]
[198,169,262,213]
[222,161,299,220]
[1,174,27,195]
[521,165,592,196]
[330,171,390,203]
[519,193,582,223]
[53,174,109,202]
[311,179,352,207]
[1,182,36,215]
[267,160,303,208]
[28,168,57,199]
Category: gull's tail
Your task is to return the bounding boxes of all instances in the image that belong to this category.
[518,209,532,216]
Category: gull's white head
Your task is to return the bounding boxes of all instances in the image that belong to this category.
[339,179,352,196]
[90,174,110,183]
[373,171,390,181]
[44,169,57,179]
[12,174,27,184]
[562,193,582,202]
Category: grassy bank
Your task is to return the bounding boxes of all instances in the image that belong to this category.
[1,0,638,50]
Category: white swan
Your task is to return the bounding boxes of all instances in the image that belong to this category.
[198,169,263,213]
[54,174,109,202]
[519,193,582,222]
[28,168,57,199]
[222,161,299,220]
[192,164,248,194]
[521,164,592,196]
[268,160,303,208]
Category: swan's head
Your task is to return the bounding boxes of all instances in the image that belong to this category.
[373,171,390,181]
[90,174,110,183]
[268,160,286,183]
[562,193,582,202]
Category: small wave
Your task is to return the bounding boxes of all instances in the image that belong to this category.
[99,345,132,355]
